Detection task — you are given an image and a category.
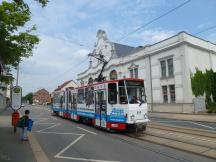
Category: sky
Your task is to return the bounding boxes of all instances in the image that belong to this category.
[4,0,216,95]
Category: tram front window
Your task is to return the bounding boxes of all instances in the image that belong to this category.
[126,81,146,104]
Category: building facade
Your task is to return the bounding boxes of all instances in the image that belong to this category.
[77,30,216,113]
[54,80,77,93]
[33,88,51,104]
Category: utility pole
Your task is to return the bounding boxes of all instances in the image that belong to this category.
[16,64,19,86]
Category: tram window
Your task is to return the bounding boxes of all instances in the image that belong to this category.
[60,96,63,107]
[86,88,94,106]
[119,86,128,104]
[108,83,117,104]
[126,81,146,104]
[78,89,85,104]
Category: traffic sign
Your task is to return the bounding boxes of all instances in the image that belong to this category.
[11,86,22,110]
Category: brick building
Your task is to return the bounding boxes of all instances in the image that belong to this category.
[33,88,51,104]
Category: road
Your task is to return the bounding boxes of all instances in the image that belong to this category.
[23,105,215,162]
[150,117,216,131]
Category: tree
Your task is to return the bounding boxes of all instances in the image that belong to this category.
[24,92,33,104]
[212,72,216,102]
[205,69,214,103]
[191,68,206,97]
[0,0,48,83]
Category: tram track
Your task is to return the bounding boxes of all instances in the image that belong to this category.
[126,123,216,160]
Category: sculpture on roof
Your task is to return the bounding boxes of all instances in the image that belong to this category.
[96,29,108,40]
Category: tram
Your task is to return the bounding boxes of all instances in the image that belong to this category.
[52,78,149,132]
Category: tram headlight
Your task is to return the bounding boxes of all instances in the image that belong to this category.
[130,114,135,121]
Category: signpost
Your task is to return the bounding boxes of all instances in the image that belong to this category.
[11,86,22,110]
[11,86,22,133]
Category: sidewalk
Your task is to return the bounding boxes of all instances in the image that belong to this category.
[0,107,36,162]
[149,112,216,123]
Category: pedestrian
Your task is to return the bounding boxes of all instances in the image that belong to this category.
[20,110,30,141]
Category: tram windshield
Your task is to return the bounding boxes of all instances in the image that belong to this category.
[126,80,146,104]
[118,80,146,104]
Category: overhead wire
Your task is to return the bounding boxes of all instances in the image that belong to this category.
[193,25,216,35]
[116,0,192,42]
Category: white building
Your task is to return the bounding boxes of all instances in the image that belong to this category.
[77,30,216,113]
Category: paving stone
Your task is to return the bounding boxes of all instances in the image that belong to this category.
[201,149,216,159]
[165,141,209,154]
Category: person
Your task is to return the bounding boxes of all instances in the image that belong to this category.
[130,96,138,104]
[20,110,30,141]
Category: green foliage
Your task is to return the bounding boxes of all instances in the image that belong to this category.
[191,68,216,113]
[212,72,216,102]
[205,69,214,103]
[191,68,206,97]
[207,102,216,113]
[0,0,48,83]
[23,92,33,104]
[0,74,13,85]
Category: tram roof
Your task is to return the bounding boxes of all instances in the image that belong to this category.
[76,78,144,89]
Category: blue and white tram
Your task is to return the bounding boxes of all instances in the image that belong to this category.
[52,78,149,131]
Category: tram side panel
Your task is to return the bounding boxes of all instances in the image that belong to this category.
[52,92,64,117]
[76,87,95,122]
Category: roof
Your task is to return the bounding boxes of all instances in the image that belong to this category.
[113,43,135,57]
[35,88,49,94]
[54,80,77,91]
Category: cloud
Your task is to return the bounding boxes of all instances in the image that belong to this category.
[129,29,176,44]
[19,34,90,94]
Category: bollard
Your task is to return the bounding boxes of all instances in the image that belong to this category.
[11,111,20,133]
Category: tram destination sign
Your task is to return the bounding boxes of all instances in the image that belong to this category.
[11,86,22,110]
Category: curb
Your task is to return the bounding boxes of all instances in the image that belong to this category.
[149,114,216,123]
[29,133,50,162]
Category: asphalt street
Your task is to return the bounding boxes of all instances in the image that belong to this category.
[21,105,215,162]
[150,117,216,131]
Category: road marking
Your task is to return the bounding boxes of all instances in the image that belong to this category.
[51,116,57,120]
[35,123,56,125]
[29,133,50,162]
[55,134,120,162]
[37,123,61,132]
[55,156,121,162]
[55,134,85,157]
[34,118,50,124]
[38,131,84,136]
[77,127,97,135]
[190,122,216,130]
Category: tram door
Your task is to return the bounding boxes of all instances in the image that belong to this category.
[71,93,77,120]
[64,90,69,117]
[95,90,107,128]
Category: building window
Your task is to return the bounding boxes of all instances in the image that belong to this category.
[80,80,84,86]
[110,70,118,80]
[162,86,168,103]
[130,69,133,78]
[88,77,93,84]
[160,60,166,77]
[129,68,138,78]
[169,85,175,102]
[167,58,174,76]
[160,57,174,78]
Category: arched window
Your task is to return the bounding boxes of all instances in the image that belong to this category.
[110,70,118,80]
[88,77,94,84]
